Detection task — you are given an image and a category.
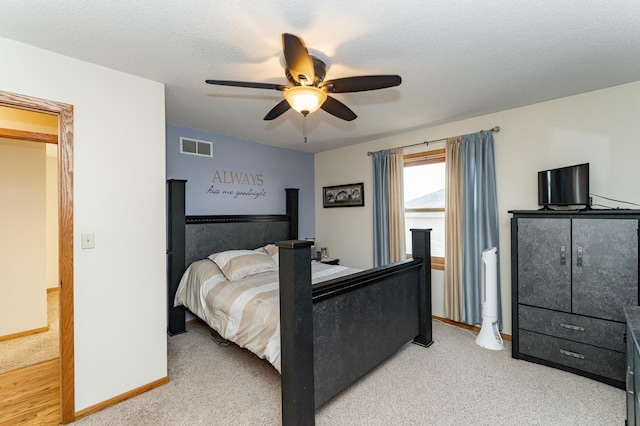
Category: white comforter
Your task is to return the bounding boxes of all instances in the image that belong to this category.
[174,259,359,372]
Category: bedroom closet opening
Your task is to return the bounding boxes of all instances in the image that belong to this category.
[0,93,75,424]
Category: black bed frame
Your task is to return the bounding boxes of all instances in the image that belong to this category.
[167,179,433,425]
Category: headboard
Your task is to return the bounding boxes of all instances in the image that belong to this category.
[166,179,299,335]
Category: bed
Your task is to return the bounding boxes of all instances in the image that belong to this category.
[174,250,361,373]
[167,179,433,425]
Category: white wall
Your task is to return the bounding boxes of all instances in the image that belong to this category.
[46,144,58,289]
[0,37,167,411]
[0,138,47,336]
[315,81,640,336]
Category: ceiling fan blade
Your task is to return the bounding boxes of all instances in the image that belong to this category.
[282,33,315,85]
[263,99,291,120]
[320,75,402,93]
[320,96,357,121]
[205,79,287,91]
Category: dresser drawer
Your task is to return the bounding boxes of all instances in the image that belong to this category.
[519,304,625,352]
[519,329,625,382]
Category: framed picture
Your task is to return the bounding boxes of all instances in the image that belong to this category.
[323,182,364,208]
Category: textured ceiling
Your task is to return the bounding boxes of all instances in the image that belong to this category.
[1,1,639,153]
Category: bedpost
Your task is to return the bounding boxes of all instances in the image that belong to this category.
[277,239,315,426]
[285,188,299,239]
[167,179,187,335]
[411,228,433,347]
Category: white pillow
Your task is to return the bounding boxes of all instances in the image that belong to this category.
[208,249,277,281]
[262,244,279,266]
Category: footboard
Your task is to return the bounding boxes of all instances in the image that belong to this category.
[278,229,432,425]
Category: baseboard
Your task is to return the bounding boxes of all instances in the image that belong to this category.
[73,376,169,422]
[432,315,512,341]
[0,326,49,342]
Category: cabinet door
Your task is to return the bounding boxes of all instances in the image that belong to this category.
[517,218,571,311]
[573,219,639,322]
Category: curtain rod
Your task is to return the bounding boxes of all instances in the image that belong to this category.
[366,126,501,156]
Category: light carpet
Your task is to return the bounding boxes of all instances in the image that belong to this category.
[0,290,59,375]
[72,319,625,425]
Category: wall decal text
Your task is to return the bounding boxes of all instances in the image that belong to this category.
[207,169,267,200]
[206,186,267,199]
[211,170,264,186]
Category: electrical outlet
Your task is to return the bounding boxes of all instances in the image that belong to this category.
[81,233,95,249]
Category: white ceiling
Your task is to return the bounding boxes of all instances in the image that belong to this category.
[2,1,639,153]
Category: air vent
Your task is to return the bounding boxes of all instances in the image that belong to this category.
[180,137,213,157]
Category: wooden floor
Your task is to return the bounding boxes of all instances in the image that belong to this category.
[0,359,60,425]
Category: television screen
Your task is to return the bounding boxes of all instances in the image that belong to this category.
[538,163,589,207]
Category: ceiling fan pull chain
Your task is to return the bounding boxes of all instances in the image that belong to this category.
[303,114,308,143]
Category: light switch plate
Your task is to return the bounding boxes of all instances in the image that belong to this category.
[81,233,95,249]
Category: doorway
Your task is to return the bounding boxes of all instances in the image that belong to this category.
[0,134,58,368]
[0,90,74,423]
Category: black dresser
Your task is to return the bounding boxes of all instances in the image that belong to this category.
[510,209,640,388]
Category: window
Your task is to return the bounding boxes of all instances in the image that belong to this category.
[403,148,445,270]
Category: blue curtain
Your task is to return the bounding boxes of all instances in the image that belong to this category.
[372,150,390,267]
[461,131,501,326]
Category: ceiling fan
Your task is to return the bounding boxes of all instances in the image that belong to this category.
[205,33,402,122]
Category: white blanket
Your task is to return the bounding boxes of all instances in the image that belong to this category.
[174,259,359,372]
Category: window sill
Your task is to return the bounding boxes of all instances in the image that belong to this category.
[431,257,444,271]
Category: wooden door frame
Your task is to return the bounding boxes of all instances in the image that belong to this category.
[0,90,75,423]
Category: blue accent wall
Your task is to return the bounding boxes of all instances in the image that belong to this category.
[166,124,315,240]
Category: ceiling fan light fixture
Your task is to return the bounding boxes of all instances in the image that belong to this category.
[284,86,327,115]
[206,34,400,122]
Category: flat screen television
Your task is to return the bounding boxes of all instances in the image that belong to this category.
[538,163,590,207]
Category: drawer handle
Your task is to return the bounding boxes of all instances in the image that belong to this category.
[577,246,583,267]
[559,323,585,332]
[560,245,566,265]
[628,367,635,395]
[560,348,585,360]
